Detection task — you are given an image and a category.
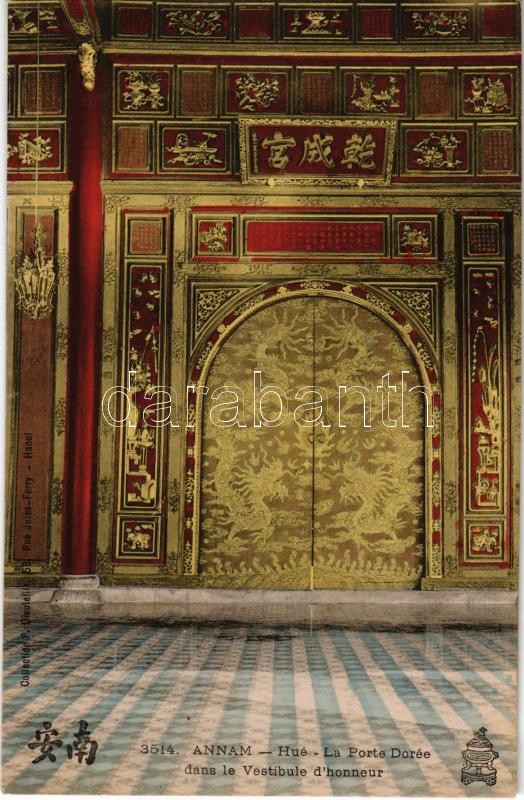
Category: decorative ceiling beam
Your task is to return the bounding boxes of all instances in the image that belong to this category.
[59,0,101,90]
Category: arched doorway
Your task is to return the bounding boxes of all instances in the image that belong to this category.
[197,295,425,589]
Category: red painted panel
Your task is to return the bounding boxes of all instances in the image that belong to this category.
[245,219,386,255]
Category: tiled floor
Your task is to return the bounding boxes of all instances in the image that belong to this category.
[2,623,517,796]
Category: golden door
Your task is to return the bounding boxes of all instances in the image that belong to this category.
[198,296,424,589]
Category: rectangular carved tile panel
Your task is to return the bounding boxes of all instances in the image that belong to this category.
[480,2,519,39]
[160,124,230,173]
[19,67,66,117]
[343,69,408,115]
[115,4,154,37]
[180,69,217,117]
[460,70,516,117]
[280,6,353,39]
[115,124,152,172]
[116,68,172,115]
[478,124,517,175]
[416,70,453,118]
[224,69,289,115]
[158,4,231,39]
[128,218,167,255]
[12,211,56,562]
[297,70,336,114]
[7,124,64,173]
[463,216,505,259]
[237,4,275,38]
[402,125,472,175]
[357,4,396,38]
[402,5,474,40]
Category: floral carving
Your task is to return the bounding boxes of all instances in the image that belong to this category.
[122,71,166,111]
[8,134,52,166]
[411,10,469,37]
[235,73,281,112]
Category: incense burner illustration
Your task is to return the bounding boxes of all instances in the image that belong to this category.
[461,727,498,786]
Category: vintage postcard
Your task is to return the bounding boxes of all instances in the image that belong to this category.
[3,0,519,796]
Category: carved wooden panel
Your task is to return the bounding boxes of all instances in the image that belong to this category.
[457,213,511,569]
[113,210,173,564]
[108,57,520,182]
[111,1,520,44]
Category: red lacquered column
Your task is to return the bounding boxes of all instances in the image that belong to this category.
[60,54,103,579]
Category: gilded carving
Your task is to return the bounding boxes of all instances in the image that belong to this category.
[289,9,343,36]
[166,131,223,168]
[168,478,180,513]
[235,73,281,112]
[50,195,70,214]
[14,225,56,320]
[388,288,433,338]
[171,329,185,360]
[195,288,242,334]
[444,481,458,516]
[55,398,66,437]
[78,42,97,92]
[104,253,116,286]
[410,10,469,37]
[41,551,62,574]
[56,249,69,285]
[198,297,426,588]
[96,548,115,576]
[444,331,458,362]
[55,322,68,361]
[471,320,501,509]
[8,6,58,35]
[98,477,113,513]
[347,74,401,112]
[413,132,461,170]
[122,71,166,111]
[398,224,430,252]
[102,327,115,362]
[160,552,178,575]
[431,542,442,576]
[165,9,222,37]
[105,195,130,214]
[445,554,460,576]
[465,77,510,114]
[198,221,229,253]
[51,477,63,515]
[8,134,52,166]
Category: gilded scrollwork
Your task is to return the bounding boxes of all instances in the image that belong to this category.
[160,552,178,576]
[388,288,434,339]
[56,249,69,285]
[96,547,115,577]
[105,195,130,215]
[41,551,62,575]
[444,481,458,516]
[51,477,63,515]
[168,478,180,513]
[104,253,116,287]
[55,323,68,361]
[102,327,115,363]
[55,398,66,437]
[444,331,458,362]
[410,10,469,37]
[97,477,113,513]
[195,288,242,334]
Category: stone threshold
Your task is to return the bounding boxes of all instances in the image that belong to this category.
[4,587,517,627]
